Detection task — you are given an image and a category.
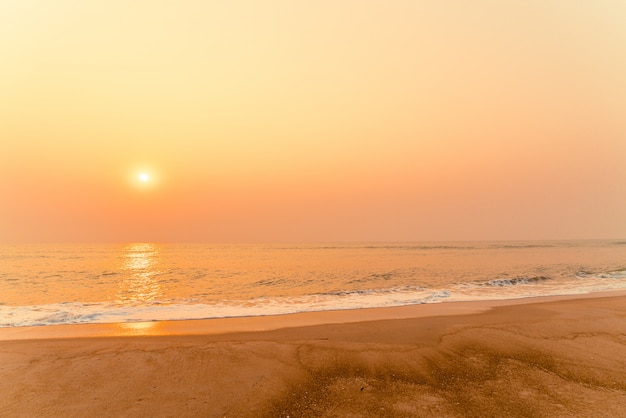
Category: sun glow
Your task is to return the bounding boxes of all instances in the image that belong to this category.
[128,167,160,190]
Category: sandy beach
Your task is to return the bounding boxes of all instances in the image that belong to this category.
[1,292,625,417]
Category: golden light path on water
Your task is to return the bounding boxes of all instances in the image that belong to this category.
[117,243,163,304]
[117,321,158,335]
[115,243,162,334]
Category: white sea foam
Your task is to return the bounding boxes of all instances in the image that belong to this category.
[0,287,454,327]
[482,276,551,287]
[591,269,626,279]
[3,277,626,328]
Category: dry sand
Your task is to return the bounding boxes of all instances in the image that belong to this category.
[1,293,625,417]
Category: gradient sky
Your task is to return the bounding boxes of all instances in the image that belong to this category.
[1,1,625,243]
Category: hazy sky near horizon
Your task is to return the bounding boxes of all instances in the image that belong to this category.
[1,1,625,243]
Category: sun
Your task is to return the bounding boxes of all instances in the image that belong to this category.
[128,167,159,190]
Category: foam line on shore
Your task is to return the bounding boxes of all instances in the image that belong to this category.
[1,290,625,341]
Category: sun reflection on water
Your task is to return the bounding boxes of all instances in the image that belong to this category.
[117,243,163,305]
[117,321,158,333]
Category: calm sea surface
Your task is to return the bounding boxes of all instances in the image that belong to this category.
[1,240,625,327]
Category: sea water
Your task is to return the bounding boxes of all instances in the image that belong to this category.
[1,240,625,327]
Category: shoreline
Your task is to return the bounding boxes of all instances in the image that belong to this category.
[2,289,625,341]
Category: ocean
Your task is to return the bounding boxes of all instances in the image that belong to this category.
[1,240,625,327]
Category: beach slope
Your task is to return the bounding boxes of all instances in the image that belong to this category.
[1,294,625,417]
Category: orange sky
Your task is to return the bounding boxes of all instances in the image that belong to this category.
[1,1,625,243]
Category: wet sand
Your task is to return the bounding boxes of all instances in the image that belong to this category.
[1,293,625,417]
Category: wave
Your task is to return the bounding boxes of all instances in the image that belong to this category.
[270,244,476,251]
[315,285,425,297]
[360,245,474,251]
[482,276,551,287]
[0,287,452,328]
[252,278,291,287]
[496,244,556,249]
[576,269,626,279]
[599,269,626,279]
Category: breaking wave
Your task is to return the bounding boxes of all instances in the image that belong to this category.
[482,276,551,287]
[576,269,626,279]
[0,286,452,327]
